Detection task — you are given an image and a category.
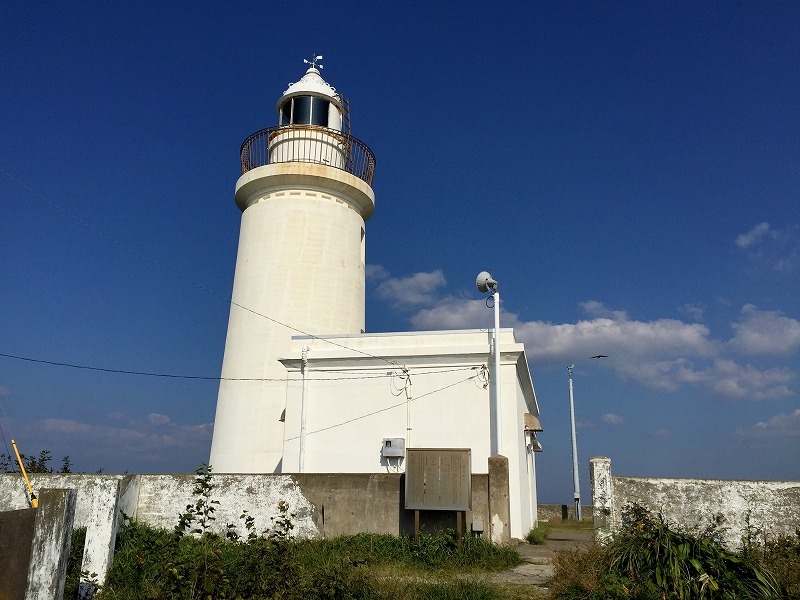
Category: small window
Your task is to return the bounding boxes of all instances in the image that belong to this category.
[310,97,329,126]
[293,96,312,124]
[280,101,292,126]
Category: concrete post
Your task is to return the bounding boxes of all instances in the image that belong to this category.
[79,478,122,594]
[590,456,614,543]
[488,455,511,545]
[25,488,77,600]
[0,507,37,600]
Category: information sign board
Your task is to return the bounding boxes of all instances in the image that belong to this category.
[404,448,471,511]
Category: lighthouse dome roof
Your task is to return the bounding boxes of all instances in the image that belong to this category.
[279,67,341,107]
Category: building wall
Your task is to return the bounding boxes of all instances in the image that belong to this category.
[590,456,800,549]
[279,329,541,539]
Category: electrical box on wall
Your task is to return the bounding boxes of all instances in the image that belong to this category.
[381,438,405,457]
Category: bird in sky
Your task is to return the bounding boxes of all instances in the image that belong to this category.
[591,355,608,359]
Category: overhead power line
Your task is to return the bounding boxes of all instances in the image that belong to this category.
[0,351,480,382]
[0,167,401,369]
[285,374,479,440]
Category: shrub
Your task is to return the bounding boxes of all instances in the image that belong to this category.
[548,504,782,600]
[757,529,800,599]
[98,465,519,599]
[525,522,550,545]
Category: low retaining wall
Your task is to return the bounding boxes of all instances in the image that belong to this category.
[537,504,593,522]
[0,467,510,588]
[590,456,800,548]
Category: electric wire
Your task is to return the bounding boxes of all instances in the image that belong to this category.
[285,374,478,441]
[0,171,493,462]
[0,352,481,382]
[0,167,401,370]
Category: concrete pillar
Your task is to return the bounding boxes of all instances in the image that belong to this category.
[80,479,122,593]
[0,507,37,600]
[488,454,511,545]
[25,488,77,600]
[590,456,614,543]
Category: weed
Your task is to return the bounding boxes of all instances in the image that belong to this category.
[525,522,550,545]
[548,504,783,600]
[96,463,521,599]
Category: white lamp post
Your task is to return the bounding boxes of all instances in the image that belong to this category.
[477,272,501,455]
[567,364,581,520]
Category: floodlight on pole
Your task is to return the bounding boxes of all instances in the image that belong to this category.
[567,364,581,521]
[476,271,501,455]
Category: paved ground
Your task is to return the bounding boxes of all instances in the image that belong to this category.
[491,527,596,589]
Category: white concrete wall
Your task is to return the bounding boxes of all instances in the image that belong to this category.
[590,456,800,549]
[1,475,132,588]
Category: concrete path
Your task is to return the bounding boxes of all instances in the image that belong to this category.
[491,526,595,588]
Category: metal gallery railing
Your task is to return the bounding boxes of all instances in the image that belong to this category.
[240,125,376,186]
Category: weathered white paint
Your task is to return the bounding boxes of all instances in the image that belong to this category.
[26,488,76,600]
[278,328,540,539]
[590,456,800,549]
[210,64,374,475]
[134,474,320,539]
[589,456,614,543]
[490,513,505,544]
[2,474,128,589]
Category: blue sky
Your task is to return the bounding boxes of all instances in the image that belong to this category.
[1,1,798,503]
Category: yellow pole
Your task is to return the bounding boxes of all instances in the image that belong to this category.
[11,440,38,508]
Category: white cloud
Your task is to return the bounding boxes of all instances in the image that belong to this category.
[579,300,628,321]
[147,413,172,426]
[734,409,800,439]
[650,427,672,439]
[680,303,705,321]
[602,413,625,425]
[40,416,212,451]
[365,263,389,281]
[410,298,491,330]
[728,305,800,356]
[387,269,798,402]
[513,308,716,367]
[376,270,447,308]
[736,223,799,272]
[611,358,793,400]
[706,359,793,400]
[736,222,773,249]
[40,418,94,434]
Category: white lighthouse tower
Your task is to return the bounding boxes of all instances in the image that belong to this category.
[210,59,376,473]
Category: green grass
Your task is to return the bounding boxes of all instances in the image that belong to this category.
[92,523,522,600]
[525,522,550,545]
[545,518,594,532]
[548,504,787,600]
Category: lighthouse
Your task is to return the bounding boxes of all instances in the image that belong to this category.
[210,59,376,473]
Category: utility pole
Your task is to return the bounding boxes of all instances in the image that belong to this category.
[567,365,581,521]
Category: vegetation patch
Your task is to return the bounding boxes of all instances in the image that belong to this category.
[525,522,550,545]
[89,464,520,599]
[548,503,795,599]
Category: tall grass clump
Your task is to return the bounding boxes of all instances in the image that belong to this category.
[741,515,800,599]
[525,521,550,545]
[549,503,782,599]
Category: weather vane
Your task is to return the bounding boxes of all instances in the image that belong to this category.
[303,54,323,70]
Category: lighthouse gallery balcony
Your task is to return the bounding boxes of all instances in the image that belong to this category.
[240,125,376,186]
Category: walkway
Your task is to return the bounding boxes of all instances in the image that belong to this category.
[491,525,596,589]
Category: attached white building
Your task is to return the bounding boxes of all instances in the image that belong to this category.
[279,329,542,537]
